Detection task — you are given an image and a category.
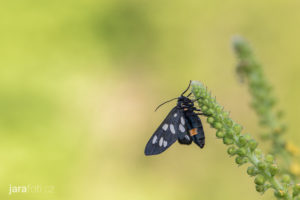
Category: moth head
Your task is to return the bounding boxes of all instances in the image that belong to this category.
[178,96,193,106]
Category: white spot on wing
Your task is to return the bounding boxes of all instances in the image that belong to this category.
[180,117,185,125]
[159,137,164,146]
[162,124,168,131]
[179,124,185,133]
[185,135,190,140]
[152,135,158,144]
[163,140,167,147]
[170,124,175,134]
[173,113,178,117]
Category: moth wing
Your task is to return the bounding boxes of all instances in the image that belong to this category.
[177,113,192,145]
[144,107,183,156]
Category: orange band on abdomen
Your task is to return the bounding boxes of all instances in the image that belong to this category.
[189,128,198,136]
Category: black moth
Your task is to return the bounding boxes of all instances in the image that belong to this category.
[145,81,206,156]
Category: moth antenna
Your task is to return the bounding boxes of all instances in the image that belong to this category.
[192,97,202,102]
[181,80,192,96]
[155,98,178,111]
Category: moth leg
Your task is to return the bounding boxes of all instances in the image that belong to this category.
[192,97,204,102]
[195,112,205,115]
[195,112,213,117]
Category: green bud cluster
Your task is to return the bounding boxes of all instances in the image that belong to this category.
[293,184,300,197]
[233,36,278,130]
[191,80,294,199]
[232,36,298,185]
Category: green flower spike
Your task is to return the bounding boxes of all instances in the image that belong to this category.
[191,80,298,199]
[232,36,300,180]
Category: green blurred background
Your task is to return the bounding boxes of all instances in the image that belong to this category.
[1,0,300,199]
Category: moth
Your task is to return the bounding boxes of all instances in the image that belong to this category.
[144,81,206,156]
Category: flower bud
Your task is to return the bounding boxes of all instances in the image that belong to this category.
[196,98,202,103]
[203,99,209,105]
[199,90,205,97]
[257,161,267,170]
[274,190,286,198]
[254,175,265,185]
[235,156,247,165]
[249,139,258,151]
[213,122,222,130]
[227,146,237,156]
[207,117,214,124]
[247,166,258,176]
[265,154,274,163]
[216,130,225,138]
[223,137,234,145]
[225,119,233,127]
[256,185,265,193]
[207,109,214,115]
[269,164,279,176]
[201,105,208,111]
[282,174,291,184]
[226,130,234,138]
[233,124,243,134]
[237,136,247,147]
[237,148,247,156]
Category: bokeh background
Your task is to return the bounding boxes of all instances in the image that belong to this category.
[1,0,300,199]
